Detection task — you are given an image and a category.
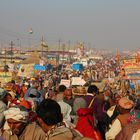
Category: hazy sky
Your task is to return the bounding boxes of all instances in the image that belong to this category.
[0,0,140,51]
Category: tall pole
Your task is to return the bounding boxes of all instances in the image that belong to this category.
[41,36,44,57]
[17,38,21,54]
[62,43,65,62]
[68,40,70,51]
[28,28,33,51]
[4,47,7,75]
[19,40,21,54]
[58,39,61,51]
[117,48,120,68]
[57,39,61,64]
[10,41,14,63]
[41,36,48,58]
[68,40,71,63]
[5,47,6,67]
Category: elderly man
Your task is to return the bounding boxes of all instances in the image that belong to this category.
[105,97,134,140]
[0,106,45,140]
[0,88,7,128]
[115,109,140,140]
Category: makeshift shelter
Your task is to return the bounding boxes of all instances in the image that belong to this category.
[72,63,83,71]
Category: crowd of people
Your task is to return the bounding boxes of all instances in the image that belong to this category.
[0,57,140,140]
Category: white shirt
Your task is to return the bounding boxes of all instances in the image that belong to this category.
[105,119,122,140]
[58,101,72,123]
[131,129,140,140]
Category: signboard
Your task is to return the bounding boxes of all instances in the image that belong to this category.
[125,73,140,80]
[123,58,139,69]
[123,68,140,80]
[123,59,137,64]
[122,58,140,79]
[71,77,86,86]
[60,79,71,88]
[123,63,139,69]
[18,64,34,78]
[125,68,140,73]
[0,72,12,84]
[0,72,12,77]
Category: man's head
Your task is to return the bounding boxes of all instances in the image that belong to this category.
[87,85,99,95]
[47,89,57,100]
[118,97,134,114]
[36,99,63,133]
[11,80,15,85]
[31,80,39,89]
[63,89,72,100]
[6,118,27,136]
[58,85,66,93]
[4,106,29,135]
[56,85,66,101]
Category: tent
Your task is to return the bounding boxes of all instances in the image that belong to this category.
[72,63,83,71]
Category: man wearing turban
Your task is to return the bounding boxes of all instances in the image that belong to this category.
[0,106,45,140]
[105,97,134,140]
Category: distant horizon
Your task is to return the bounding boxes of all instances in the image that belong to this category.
[1,42,139,54]
[0,0,140,51]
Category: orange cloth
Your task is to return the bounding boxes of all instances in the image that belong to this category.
[119,97,134,109]
[20,100,31,110]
